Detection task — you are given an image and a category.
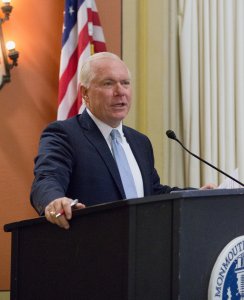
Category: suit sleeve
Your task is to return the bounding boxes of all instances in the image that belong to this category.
[151,168,182,194]
[146,136,183,194]
[30,122,74,215]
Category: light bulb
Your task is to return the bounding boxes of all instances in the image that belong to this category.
[6,41,15,51]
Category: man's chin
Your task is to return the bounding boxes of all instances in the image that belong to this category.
[107,115,127,127]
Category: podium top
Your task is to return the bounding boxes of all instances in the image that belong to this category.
[4,188,244,233]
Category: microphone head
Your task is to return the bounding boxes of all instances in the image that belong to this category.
[166,130,177,140]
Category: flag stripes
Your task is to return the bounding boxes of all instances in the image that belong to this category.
[58,0,106,120]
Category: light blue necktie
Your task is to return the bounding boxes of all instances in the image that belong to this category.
[110,129,138,199]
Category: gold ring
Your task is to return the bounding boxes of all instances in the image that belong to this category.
[50,211,56,217]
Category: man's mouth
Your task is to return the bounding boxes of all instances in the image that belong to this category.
[113,102,126,107]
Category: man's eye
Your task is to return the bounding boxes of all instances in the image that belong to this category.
[122,81,130,86]
[103,81,113,86]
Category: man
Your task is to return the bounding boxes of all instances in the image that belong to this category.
[31,52,213,229]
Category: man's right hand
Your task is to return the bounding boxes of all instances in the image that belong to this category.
[45,197,85,229]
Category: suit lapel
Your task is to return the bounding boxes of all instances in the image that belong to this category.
[78,111,126,198]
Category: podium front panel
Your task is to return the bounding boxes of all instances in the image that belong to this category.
[5,190,244,300]
[7,198,173,300]
[173,192,244,299]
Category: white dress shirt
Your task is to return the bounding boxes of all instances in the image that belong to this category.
[86,109,144,198]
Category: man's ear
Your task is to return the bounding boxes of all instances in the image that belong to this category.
[80,86,89,104]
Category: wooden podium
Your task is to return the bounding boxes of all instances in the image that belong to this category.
[4,189,244,300]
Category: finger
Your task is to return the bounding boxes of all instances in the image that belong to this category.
[67,203,86,218]
[75,203,86,209]
[48,208,70,229]
[45,198,83,229]
[200,184,216,190]
[55,215,70,230]
[58,199,85,219]
[55,202,86,227]
[53,201,71,228]
[61,200,74,220]
[45,202,70,229]
[45,206,57,224]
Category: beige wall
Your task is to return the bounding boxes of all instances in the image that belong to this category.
[123,0,172,182]
[0,0,121,290]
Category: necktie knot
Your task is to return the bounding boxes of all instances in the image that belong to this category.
[110,129,121,141]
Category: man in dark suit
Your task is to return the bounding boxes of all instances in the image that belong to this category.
[31,52,213,229]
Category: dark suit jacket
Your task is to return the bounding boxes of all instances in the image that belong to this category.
[31,110,179,215]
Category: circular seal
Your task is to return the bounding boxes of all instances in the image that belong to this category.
[208,236,244,300]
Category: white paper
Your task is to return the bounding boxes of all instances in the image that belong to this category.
[217,168,243,189]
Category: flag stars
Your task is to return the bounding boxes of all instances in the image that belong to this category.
[69,6,75,16]
[62,10,66,33]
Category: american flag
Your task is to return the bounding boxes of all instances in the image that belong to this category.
[57,0,106,120]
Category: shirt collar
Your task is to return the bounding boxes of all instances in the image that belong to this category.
[86,108,123,141]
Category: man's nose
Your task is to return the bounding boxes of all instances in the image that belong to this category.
[113,83,124,95]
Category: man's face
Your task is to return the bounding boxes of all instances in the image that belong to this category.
[83,58,132,128]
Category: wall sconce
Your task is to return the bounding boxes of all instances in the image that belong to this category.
[0,0,19,89]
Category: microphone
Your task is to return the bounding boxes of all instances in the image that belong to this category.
[166,129,244,187]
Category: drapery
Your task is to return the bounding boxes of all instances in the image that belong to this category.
[179,0,244,186]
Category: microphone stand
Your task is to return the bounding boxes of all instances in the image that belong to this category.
[166,130,244,187]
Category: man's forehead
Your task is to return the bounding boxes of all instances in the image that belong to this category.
[92,57,125,69]
[91,60,130,79]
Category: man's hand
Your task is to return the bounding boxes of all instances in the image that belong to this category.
[45,197,85,229]
[200,183,217,190]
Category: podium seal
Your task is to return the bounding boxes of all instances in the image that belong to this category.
[208,236,244,300]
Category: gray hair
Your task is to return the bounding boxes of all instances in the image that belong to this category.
[79,52,131,88]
